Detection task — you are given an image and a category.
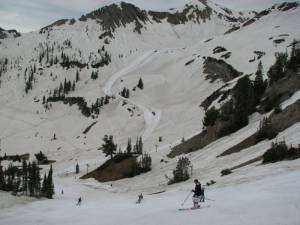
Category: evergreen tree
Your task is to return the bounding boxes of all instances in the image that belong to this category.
[254,61,267,104]
[22,159,28,194]
[255,117,278,143]
[76,163,80,174]
[232,76,255,130]
[126,138,132,154]
[138,137,143,154]
[288,40,298,71]
[137,78,144,90]
[28,162,34,196]
[139,153,152,172]
[45,165,54,199]
[169,157,191,184]
[101,135,117,159]
[0,164,5,191]
[41,173,47,196]
[34,161,41,197]
[91,71,98,80]
[59,83,63,97]
[76,70,80,82]
[268,53,288,85]
[202,106,219,127]
[72,80,76,91]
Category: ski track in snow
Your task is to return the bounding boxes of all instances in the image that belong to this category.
[103,49,163,140]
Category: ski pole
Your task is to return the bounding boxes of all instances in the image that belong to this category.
[205,197,215,202]
[181,191,193,206]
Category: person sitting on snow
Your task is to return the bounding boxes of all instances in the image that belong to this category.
[192,179,202,208]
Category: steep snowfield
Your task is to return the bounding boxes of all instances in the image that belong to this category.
[0,1,300,224]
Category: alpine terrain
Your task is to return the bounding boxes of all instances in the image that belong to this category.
[0,1,300,224]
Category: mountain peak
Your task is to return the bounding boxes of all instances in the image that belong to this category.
[78,1,148,33]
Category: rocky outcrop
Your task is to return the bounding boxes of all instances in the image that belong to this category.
[79,2,149,33]
[0,27,21,39]
[203,57,243,82]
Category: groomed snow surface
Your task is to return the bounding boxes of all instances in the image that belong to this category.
[1,166,300,225]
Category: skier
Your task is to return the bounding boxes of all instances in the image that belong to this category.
[200,186,205,202]
[61,189,64,195]
[136,193,143,204]
[76,197,82,206]
[192,179,202,208]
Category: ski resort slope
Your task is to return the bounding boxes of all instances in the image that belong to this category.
[1,1,300,225]
[103,49,162,140]
[1,169,300,225]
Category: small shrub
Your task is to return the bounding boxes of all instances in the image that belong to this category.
[263,141,289,163]
[221,168,232,176]
[255,117,278,143]
[206,180,216,186]
[274,105,282,114]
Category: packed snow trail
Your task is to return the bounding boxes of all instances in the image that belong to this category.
[103,50,159,96]
[103,50,162,140]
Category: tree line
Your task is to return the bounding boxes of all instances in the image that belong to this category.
[0,160,54,199]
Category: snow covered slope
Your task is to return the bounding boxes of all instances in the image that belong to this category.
[0,1,300,225]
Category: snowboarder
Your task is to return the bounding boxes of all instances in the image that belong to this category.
[76,197,82,206]
[136,193,143,204]
[192,179,202,208]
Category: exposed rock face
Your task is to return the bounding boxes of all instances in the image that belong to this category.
[0,27,21,39]
[149,4,212,25]
[203,57,243,82]
[37,1,249,35]
[79,2,149,33]
[40,19,69,33]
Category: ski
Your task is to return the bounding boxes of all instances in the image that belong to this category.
[178,205,210,211]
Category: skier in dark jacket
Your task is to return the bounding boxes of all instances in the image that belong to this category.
[77,197,82,206]
[136,193,143,204]
[192,179,201,208]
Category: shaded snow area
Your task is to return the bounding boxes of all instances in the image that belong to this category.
[1,1,300,225]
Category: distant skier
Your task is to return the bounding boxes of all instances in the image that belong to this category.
[136,193,143,204]
[192,179,202,208]
[61,189,64,195]
[76,197,82,206]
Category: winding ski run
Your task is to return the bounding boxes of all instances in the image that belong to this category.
[103,50,162,140]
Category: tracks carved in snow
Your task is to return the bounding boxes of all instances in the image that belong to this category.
[103,50,162,140]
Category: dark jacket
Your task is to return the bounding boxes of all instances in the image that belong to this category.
[193,183,202,196]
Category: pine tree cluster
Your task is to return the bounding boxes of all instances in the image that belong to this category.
[168,157,191,185]
[263,141,300,163]
[0,160,54,199]
[47,95,112,118]
[91,71,99,80]
[268,39,300,84]
[120,87,130,98]
[24,65,36,93]
[126,137,143,154]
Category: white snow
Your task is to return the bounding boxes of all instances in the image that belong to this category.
[0,1,300,225]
